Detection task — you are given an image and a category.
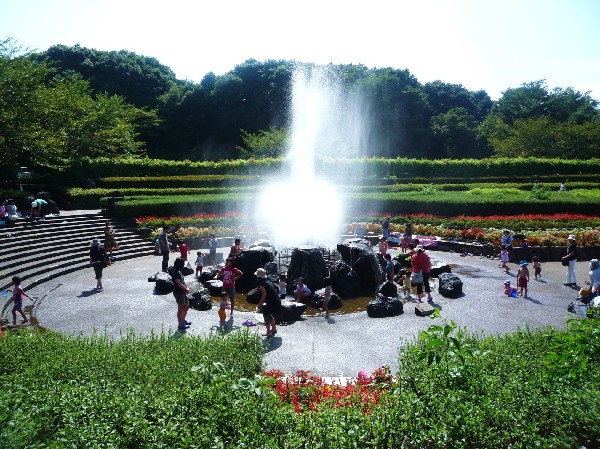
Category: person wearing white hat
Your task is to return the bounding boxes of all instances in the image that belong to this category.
[562,235,577,286]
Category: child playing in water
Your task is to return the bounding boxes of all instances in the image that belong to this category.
[532,256,542,280]
[321,277,332,318]
[218,291,230,328]
[195,251,204,278]
[499,245,510,273]
[278,273,287,299]
[293,278,311,302]
[517,261,530,298]
[504,279,518,297]
[401,235,409,253]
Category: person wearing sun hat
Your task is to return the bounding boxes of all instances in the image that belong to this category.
[254,268,281,338]
[562,235,578,287]
[517,260,530,298]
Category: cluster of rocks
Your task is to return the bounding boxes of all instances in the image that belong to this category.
[147,237,463,322]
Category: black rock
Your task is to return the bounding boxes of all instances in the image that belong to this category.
[438,272,463,298]
[198,265,220,284]
[337,239,384,296]
[233,247,277,290]
[181,266,194,276]
[189,289,213,311]
[204,279,224,297]
[378,281,399,297]
[329,260,361,299]
[286,246,329,293]
[148,272,174,294]
[429,263,452,278]
[276,300,308,324]
[367,293,404,318]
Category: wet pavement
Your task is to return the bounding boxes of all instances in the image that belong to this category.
[11,248,591,377]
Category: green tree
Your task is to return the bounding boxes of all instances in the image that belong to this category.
[431,107,488,158]
[236,127,288,158]
[0,40,156,169]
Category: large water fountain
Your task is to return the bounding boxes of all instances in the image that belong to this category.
[255,65,367,248]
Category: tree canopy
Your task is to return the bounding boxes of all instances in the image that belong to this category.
[2,41,599,166]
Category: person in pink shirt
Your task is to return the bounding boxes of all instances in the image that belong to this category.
[411,245,429,302]
[215,258,243,317]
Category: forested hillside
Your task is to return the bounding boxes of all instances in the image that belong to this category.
[2,39,599,171]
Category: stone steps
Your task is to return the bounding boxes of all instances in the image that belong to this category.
[0,212,153,292]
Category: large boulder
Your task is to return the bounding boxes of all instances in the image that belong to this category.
[277,300,308,324]
[233,246,277,290]
[378,281,399,298]
[148,271,174,294]
[204,279,224,297]
[337,239,384,296]
[438,272,463,298]
[286,246,329,293]
[198,265,220,284]
[189,289,213,311]
[367,293,404,318]
[430,263,452,278]
[329,260,361,299]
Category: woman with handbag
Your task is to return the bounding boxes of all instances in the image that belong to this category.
[562,235,578,287]
[411,245,428,302]
[89,238,109,291]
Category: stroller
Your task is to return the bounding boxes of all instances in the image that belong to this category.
[567,285,599,319]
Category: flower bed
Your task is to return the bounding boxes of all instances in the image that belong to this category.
[262,367,393,413]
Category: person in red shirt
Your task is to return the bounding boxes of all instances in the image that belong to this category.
[178,240,189,262]
[411,245,430,302]
[215,258,243,317]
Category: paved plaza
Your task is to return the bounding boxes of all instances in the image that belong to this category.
[15,247,590,377]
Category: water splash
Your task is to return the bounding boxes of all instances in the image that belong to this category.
[256,65,349,248]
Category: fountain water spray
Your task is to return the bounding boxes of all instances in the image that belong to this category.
[256,65,352,248]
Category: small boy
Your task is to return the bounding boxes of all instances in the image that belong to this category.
[517,261,530,298]
[195,251,204,278]
[384,253,394,282]
[218,291,230,328]
[179,240,189,261]
[532,256,542,280]
[321,277,332,318]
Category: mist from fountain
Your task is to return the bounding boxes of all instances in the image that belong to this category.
[255,65,368,248]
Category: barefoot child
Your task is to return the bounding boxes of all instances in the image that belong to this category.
[218,291,230,328]
[8,276,34,325]
[321,277,332,318]
[500,245,510,273]
[379,237,388,256]
[532,256,542,280]
[401,269,412,299]
[384,253,394,282]
[278,273,287,299]
[503,279,518,297]
[517,261,530,298]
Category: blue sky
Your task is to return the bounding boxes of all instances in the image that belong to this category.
[1,0,599,100]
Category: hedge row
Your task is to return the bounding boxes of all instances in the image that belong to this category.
[109,191,600,219]
[60,157,600,180]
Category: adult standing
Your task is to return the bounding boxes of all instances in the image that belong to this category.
[171,257,192,331]
[382,216,390,239]
[562,234,578,287]
[158,226,170,272]
[217,258,243,317]
[89,238,109,291]
[422,248,433,302]
[254,268,281,337]
[587,259,600,297]
[411,245,429,302]
[103,221,119,262]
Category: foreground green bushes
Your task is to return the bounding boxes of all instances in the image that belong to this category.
[1,319,598,448]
